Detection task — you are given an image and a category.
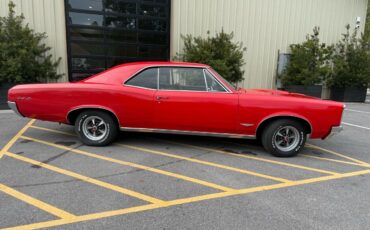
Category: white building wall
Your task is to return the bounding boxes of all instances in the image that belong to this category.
[0,0,68,82]
[171,0,368,89]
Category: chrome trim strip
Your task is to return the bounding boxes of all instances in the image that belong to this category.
[123,65,209,86]
[120,127,256,139]
[66,106,120,125]
[241,123,254,127]
[257,115,313,135]
[203,69,208,90]
[7,101,23,117]
[123,65,233,94]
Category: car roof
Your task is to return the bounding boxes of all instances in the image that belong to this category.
[81,61,210,85]
[115,61,210,68]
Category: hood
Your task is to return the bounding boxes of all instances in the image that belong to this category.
[238,88,319,99]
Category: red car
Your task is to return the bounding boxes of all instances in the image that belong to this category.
[8,62,344,157]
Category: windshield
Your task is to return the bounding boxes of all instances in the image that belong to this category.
[208,68,236,91]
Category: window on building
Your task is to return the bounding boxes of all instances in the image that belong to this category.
[65,0,170,82]
[125,68,158,89]
[159,68,207,91]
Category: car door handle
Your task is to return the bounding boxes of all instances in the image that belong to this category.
[156,96,169,101]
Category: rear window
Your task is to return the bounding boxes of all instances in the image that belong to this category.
[125,68,158,89]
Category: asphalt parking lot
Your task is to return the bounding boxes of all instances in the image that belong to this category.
[1,103,370,230]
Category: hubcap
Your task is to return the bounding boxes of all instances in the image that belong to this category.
[273,126,300,152]
[82,116,107,141]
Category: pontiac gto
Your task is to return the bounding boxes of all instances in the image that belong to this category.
[7,62,344,157]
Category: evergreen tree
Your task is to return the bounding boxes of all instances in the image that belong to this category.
[0,1,61,84]
[281,27,333,86]
[176,30,246,84]
[328,25,370,87]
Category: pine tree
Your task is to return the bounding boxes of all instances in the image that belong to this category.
[176,30,246,84]
[0,1,61,84]
[281,27,333,86]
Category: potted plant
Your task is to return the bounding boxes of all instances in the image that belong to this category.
[0,1,61,109]
[281,27,333,98]
[327,25,370,102]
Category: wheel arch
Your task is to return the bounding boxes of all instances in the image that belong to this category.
[256,115,312,140]
[67,106,120,127]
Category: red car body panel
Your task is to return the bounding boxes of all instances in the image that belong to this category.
[8,61,344,139]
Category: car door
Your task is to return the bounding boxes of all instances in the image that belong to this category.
[154,67,239,134]
[120,67,158,128]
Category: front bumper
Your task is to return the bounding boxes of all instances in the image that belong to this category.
[325,125,343,139]
[7,101,23,117]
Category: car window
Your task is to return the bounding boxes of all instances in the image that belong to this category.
[204,70,227,92]
[209,68,235,91]
[159,67,206,91]
[125,68,158,89]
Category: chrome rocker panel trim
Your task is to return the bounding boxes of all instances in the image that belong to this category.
[120,127,256,139]
[7,101,23,117]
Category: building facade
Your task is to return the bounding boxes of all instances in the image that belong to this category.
[0,0,368,88]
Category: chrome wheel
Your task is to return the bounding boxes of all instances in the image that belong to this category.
[273,126,300,152]
[82,116,107,141]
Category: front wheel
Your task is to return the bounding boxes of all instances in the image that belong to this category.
[75,110,118,146]
[261,119,306,157]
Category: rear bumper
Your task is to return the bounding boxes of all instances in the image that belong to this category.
[7,101,23,117]
[324,125,343,139]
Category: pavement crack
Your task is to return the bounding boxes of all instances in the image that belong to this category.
[31,144,83,169]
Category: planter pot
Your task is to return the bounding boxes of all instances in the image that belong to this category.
[283,85,322,98]
[330,86,367,102]
[0,83,15,110]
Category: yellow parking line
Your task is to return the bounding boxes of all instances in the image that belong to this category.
[30,126,75,136]
[306,144,370,166]
[29,125,370,168]
[5,168,370,230]
[218,139,370,167]
[301,154,370,167]
[0,183,75,220]
[160,140,341,175]
[116,143,291,183]
[19,136,235,192]
[29,126,291,182]
[5,152,163,204]
[0,120,35,159]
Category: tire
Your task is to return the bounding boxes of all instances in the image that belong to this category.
[261,119,306,157]
[75,110,118,146]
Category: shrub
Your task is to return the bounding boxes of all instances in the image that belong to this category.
[0,1,61,85]
[281,27,333,86]
[175,30,246,84]
[327,25,370,88]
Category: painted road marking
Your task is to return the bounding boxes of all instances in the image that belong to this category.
[0,183,76,220]
[4,169,370,230]
[159,139,341,175]
[210,139,367,167]
[306,144,370,166]
[30,126,75,136]
[29,126,291,182]
[19,136,235,192]
[345,109,370,115]
[116,143,291,183]
[342,122,370,131]
[5,152,164,204]
[0,120,35,159]
[301,154,370,167]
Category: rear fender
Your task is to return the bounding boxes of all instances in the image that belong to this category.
[66,105,120,125]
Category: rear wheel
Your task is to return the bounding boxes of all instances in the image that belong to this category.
[261,119,306,157]
[75,110,118,146]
